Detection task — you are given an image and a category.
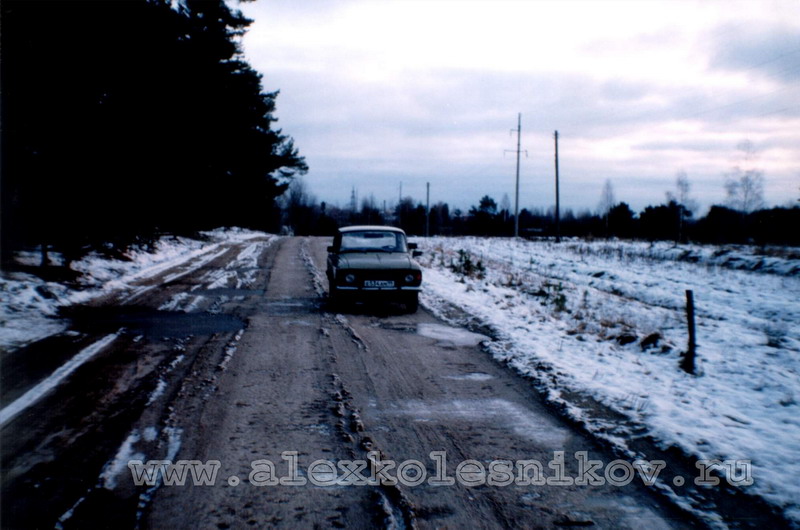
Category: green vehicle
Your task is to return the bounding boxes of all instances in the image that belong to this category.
[326,226,423,312]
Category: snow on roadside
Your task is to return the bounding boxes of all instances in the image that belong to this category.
[557,239,800,277]
[0,228,270,352]
[415,236,800,522]
[157,237,277,313]
[0,332,121,426]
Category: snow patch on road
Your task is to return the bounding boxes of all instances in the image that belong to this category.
[158,292,190,312]
[0,331,120,426]
[417,322,489,346]
[300,237,326,296]
[443,372,494,382]
[100,430,145,490]
[146,379,167,407]
[230,240,270,288]
[218,330,244,372]
[160,247,230,285]
[388,398,571,447]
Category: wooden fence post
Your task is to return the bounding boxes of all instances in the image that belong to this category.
[681,289,697,374]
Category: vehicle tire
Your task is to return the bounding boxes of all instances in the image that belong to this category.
[328,287,340,311]
[406,292,419,313]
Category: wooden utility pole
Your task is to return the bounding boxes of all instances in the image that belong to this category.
[554,130,561,243]
[425,182,430,237]
[504,114,526,238]
[514,113,522,238]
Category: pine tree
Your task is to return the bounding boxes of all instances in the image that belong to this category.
[1,0,306,267]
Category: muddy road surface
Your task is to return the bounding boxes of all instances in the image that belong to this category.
[3,236,705,528]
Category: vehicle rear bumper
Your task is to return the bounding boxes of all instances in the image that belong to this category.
[333,286,421,293]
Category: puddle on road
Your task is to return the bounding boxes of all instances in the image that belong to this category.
[281,319,315,328]
[375,321,416,333]
[582,495,673,530]
[417,323,489,347]
[264,297,319,316]
[383,398,571,448]
[194,287,265,298]
[306,423,332,436]
[63,307,245,338]
[443,372,495,382]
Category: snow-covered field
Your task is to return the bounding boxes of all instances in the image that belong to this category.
[414,236,800,522]
[0,228,270,352]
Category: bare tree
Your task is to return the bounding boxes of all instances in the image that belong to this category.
[725,171,764,213]
[598,179,615,236]
[280,178,317,235]
[283,178,315,209]
[499,193,511,222]
[598,179,615,215]
[667,171,698,242]
[725,140,765,213]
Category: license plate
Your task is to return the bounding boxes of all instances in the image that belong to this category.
[364,280,395,288]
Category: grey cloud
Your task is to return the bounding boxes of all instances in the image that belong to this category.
[711,25,800,83]
[633,139,736,153]
[270,63,796,160]
[260,59,797,212]
[270,67,686,142]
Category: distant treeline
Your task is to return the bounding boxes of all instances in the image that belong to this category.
[1,0,306,267]
[284,191,800,247]
[2,2,796,271]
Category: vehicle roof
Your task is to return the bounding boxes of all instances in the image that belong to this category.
[338,225,406,234]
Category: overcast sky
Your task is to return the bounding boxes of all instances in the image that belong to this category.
[239,0,800,214]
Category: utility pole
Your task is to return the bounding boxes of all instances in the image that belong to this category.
[514,113,522,238]
[554,130,561,243]
[399,182,403,204]
[425,182,431,237]
[504,114,526,238]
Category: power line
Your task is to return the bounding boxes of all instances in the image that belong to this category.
[683,84,799,121]
[752,105,800,119]
[717,47,800,78]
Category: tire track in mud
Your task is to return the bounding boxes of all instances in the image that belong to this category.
[142,237,391,529]
[302,236,418,528]
[329,372,418,529]
[301,237,696,529]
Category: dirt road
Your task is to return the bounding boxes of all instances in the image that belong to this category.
[2,236,692,528]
